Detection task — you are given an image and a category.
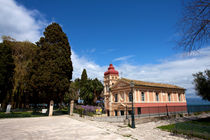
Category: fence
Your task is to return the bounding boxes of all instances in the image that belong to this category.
[113,105,210,117]
[90,105,210,123]
[110,105,187,118]
[71,104,210,119]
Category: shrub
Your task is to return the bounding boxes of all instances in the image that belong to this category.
[179,113,183,117]
[77,108,84,117]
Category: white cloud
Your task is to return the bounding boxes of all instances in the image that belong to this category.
[113,55,135,62]
[0,0,46,42]
[1,0,209,98]
[115,47,210,98]
[72,47,210,98]
[71,51,106,81]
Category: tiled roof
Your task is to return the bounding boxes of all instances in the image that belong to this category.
[121,78,185,90]
[104,64,119,76]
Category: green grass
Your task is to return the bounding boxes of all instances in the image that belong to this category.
[158,117,210,139]
[0,112,47,118]
[53,110,68,115]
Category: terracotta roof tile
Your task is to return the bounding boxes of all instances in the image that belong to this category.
[121,78,185,90]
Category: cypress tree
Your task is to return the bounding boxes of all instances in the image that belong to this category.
[27,23,73,104]
[81,69,87,85]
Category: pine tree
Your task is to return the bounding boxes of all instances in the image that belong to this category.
[79,69,91,104]
[26,23,73,105]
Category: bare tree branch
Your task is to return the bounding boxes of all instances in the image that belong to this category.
[176,0,210,52]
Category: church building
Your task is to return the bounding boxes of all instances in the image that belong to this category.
[104,64,187,116]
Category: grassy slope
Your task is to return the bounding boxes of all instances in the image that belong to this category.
[158,117,210,139]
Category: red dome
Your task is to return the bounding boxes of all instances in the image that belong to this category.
[104,64,119,76]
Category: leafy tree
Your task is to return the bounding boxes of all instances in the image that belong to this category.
[193,70,210,101]
[176,0,209,52]
[0,41,15,107]
[64,80,80,114]
[64,80,80,103]
[26,22,73,105]
[4,39,38,108]
[79,69,104,105]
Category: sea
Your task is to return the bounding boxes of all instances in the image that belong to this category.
[186,98,210,105]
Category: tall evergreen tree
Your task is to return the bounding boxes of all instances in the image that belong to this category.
[26,22,73,105]
[81,69,87,85]
[0,41,15,107]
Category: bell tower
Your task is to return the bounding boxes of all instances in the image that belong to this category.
[104,64,119,116]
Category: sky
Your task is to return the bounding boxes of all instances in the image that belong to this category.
[0,0,209,98]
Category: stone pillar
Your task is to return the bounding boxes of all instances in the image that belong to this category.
[49,100,54,116]
[70,100,74,116]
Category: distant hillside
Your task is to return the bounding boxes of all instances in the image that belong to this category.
[186,98,210,105]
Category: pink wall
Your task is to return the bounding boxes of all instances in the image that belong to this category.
[134,102,187,114]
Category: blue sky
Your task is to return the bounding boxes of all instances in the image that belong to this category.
[16,0,183,65]
[0,0,209,98]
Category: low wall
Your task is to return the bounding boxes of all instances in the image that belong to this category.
[72,112,187,123]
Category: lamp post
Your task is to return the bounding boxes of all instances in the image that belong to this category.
[130,81,135,128]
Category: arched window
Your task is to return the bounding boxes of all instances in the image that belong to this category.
[156,93,159,101]
[141,92,145,101]
[168,93,171,102]
[115,94,118,102]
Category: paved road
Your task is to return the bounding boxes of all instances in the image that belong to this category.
[0,116,127,140]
